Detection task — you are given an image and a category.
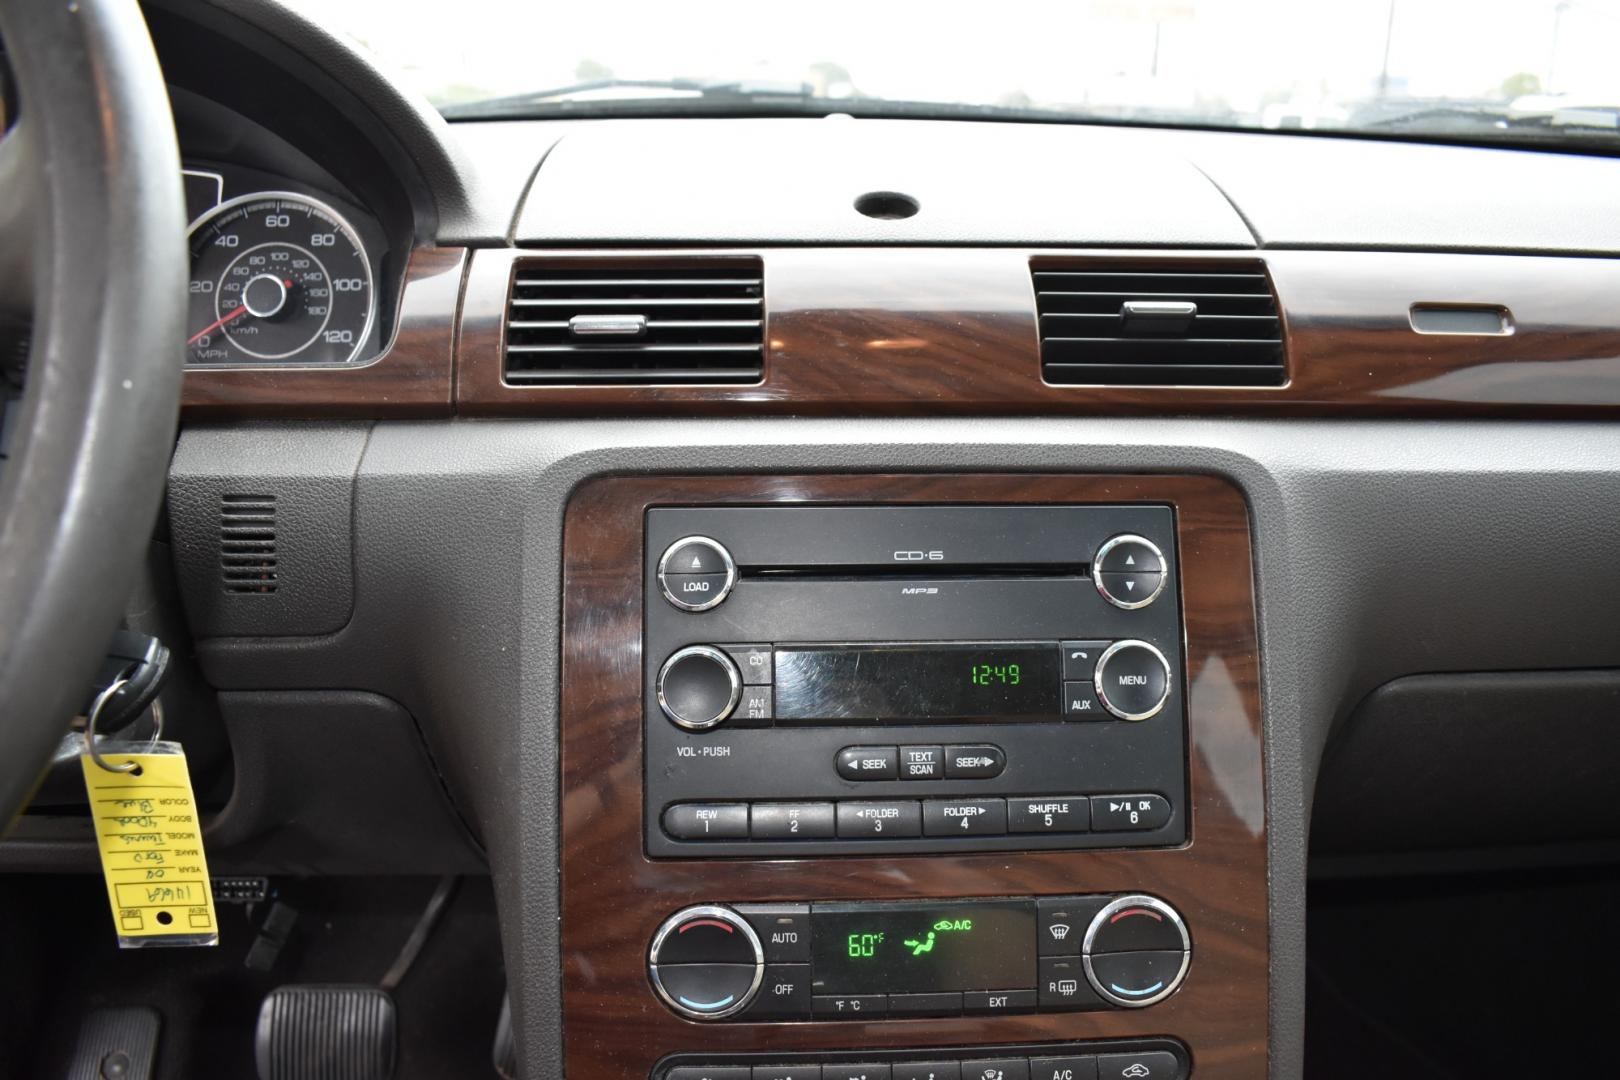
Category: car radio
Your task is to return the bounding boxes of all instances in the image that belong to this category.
[643,505,1187,857]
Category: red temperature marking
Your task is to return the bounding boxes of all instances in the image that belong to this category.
[1110,907,1164,923]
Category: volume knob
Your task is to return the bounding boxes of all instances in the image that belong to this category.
[657,646,743,731]
[648,905,764,1020]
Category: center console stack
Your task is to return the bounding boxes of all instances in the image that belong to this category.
[560,475,1266,1080]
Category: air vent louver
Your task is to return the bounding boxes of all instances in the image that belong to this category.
[1035,262,1285,386]
[220,493,276,593]
[504,259,764,384]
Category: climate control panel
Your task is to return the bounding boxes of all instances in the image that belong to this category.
[646,895,1191,1023]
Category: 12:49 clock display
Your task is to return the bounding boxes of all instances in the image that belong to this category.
[969,663,1021,686]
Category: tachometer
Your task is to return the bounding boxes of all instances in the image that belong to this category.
[186,192,374,365]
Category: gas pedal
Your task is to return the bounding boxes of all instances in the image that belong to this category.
[255,985,394,1080]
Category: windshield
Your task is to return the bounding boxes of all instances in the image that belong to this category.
[294,0,1620,148]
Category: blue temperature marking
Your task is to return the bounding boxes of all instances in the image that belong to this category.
[678,994,735,1010]
[1110,981,1165,997]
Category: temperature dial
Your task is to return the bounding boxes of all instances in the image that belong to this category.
[1082,894,1191,1008]
[648,905,764,1020]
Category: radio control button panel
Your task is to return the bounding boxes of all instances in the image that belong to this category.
[645,505,1186,857]
[655,1042,1190,1080]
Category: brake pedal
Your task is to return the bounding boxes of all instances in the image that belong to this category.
[255,985,395,1080]
[65,1006,160,1080]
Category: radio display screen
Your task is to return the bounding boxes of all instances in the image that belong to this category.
[810,900,1035,994]
[772,643,1059,721]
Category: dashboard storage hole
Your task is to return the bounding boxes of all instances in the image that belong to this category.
[854,191,920,220]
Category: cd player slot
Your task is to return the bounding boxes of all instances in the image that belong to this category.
[743,563,1089,582]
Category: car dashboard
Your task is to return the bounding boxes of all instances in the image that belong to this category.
[8,3,1620,1079]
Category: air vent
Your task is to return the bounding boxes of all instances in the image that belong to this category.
[504,259,764,384]
[1035,262,1285,386]
[220,493,276,594]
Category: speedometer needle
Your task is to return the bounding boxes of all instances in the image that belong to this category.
[187,304,250,346]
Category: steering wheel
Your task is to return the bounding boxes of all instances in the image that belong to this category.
[0,2,185,821]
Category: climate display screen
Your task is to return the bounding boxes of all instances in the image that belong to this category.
[810,900,1036,994]
[773,643,1059,722]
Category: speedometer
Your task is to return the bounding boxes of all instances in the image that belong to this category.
[185,192,375,365]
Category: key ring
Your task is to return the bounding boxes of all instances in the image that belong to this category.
[85,673,165,774]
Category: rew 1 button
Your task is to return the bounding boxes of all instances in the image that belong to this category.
[664,803,749,841]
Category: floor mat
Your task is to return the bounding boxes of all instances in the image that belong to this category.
[3,874,504,1080]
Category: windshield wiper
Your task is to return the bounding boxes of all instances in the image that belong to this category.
[441,77,817,120]
[1361,102,1620,139]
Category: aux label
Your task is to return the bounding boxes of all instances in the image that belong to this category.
[893,550,944,561]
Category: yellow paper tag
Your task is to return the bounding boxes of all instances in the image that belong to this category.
[81,740,219,948]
